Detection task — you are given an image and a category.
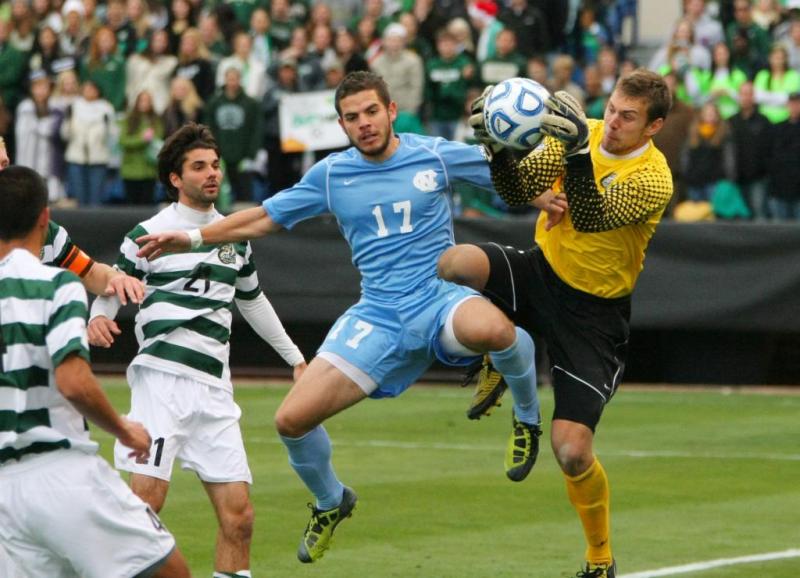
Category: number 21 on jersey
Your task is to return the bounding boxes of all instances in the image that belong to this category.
[372,200,413,238]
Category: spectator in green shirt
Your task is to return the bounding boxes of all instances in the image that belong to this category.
[119,90,163,205]
[726,0,771,78]
[0,20,27,116]
[478,28,526,85]
[219,0,270,32]
[754,44,800,123]
[698,42,747,119]
[269,0,298,51]
[582,64,608,120]
[80,26,126,111]
[398,11,433,62]
[205,65,262,203]
[425,29,475,140]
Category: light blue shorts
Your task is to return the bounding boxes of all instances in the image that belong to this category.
[317,278,482,398]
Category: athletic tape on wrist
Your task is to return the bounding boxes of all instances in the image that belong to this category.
[187,228,203,250]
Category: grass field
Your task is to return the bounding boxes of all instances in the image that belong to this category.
[95,379,800,578]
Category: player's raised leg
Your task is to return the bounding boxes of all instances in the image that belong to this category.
[274,356,366,563]
[439,245,511,419]
[447,295,542,481]
[438,244,491,292]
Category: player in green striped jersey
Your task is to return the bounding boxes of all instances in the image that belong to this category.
[89,124,306,578]
[0,137,145,332]
[0,166,191,578]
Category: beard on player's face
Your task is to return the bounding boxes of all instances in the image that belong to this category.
[184,182,218,205]
[178,173,220,209]
[351,127,392,157]
[175,149,221,208]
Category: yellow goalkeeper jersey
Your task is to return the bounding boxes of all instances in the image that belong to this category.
[491,119,673,298]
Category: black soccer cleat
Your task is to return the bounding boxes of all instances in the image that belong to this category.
[504,415,542,482]
[576,560,616,578]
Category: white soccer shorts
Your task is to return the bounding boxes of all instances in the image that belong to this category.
[115,365,253,484]
[0,451,176,578]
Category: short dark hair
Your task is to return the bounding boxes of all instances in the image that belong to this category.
[334,71,391,116]
[0,166,48,241]
[157,122,219,200]
[615,68,672,123]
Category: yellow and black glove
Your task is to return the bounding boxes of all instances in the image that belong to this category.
[540,91,589,156]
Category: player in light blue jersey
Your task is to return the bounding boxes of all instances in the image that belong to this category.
[136,71,547,563]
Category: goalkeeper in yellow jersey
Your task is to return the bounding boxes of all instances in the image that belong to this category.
[438,69,673,578]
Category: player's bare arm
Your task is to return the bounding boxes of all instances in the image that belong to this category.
[88,314,121,348]
[532,190,569,231]
[87,275,128,348]
[136,206,281,259]
[82,262,145,305]
[55,353,151,460]
[293,361,308,382]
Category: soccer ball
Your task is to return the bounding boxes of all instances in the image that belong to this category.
[482,77,550,150]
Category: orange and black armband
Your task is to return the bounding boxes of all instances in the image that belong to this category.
[59,244,95,278]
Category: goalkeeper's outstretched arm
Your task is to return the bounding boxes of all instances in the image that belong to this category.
[488,138,566,206]
[562,153,673,232]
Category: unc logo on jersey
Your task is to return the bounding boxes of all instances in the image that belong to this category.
[218,244,236,264]
[412,169,438,192]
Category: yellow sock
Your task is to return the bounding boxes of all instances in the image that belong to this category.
[564,457,612,565]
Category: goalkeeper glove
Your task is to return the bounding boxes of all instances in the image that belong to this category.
[468,84,506,156]
[540,91,589,156]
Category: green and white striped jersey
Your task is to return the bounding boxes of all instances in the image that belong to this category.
[0,249,97,466]
[117,203,263,389]
[41,220,71,267]
[40,220,95,277]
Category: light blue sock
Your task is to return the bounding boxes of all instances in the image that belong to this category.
[280,425,344,510]
[489,327,540,425]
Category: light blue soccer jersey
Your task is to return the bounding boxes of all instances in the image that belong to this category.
[264,134,493,397]
[264,133,493,300]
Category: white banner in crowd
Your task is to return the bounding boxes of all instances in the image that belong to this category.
[279,90,349,152]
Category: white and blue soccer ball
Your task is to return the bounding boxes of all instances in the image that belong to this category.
[482,77,550,150]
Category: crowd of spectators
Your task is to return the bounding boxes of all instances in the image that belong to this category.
[0,0,798,220]
[652,0,800,220]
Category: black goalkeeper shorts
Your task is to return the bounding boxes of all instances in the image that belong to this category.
[476,242,631,431]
